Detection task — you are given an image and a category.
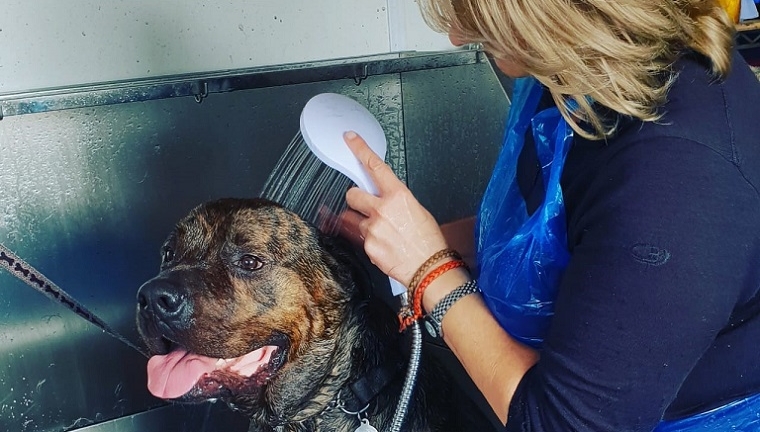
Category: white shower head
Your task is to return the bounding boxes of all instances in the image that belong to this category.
[300,93,387,196]
[299,93,406,297]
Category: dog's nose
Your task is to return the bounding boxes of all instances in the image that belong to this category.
[137,279,189,324]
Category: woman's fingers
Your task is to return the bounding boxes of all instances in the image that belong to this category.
[342,129,396,218]
[343,131,401,196]
[346,185,381,218]
[341,130,449,284]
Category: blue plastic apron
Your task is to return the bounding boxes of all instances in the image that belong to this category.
[475,76,760,430]
[476,76,571,349]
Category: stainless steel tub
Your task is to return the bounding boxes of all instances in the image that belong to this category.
[0,49,510,432]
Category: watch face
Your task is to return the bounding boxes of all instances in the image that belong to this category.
[424,317,440,338]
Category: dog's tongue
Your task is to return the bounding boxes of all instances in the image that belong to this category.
[146,346,275,399]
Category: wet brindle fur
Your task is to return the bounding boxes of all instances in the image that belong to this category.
[137,198,488,432]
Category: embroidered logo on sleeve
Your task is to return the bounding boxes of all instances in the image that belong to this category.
[630,243,671,266]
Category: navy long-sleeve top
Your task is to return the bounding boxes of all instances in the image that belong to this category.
[505,51,760,431]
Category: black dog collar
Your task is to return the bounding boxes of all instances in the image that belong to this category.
[344,351,406,412]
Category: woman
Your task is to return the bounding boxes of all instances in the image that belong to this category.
[340,1,760,431]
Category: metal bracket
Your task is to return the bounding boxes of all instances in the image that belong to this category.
[353,64,369,86]
[194,81,209,103]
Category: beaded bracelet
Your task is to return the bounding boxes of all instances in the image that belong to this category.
[399,259,468,332]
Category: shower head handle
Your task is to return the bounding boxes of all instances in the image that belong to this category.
[300,93,406,297]
[300,93,386,196]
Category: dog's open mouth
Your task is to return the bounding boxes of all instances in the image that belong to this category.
[145,339,286,402]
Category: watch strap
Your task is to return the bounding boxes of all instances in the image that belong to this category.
[424,280,480,339]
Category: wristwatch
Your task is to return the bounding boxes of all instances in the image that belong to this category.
[424,280,480,339]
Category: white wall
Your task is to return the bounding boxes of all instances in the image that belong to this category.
[0,0,452,94]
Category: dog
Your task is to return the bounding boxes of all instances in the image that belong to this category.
[136,198,492,432]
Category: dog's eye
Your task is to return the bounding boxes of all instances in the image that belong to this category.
[162,247,175,264]
[237,254,264,271]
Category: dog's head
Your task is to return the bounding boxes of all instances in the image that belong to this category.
[136,198,365,413]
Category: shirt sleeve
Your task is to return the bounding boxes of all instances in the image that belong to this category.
[504,137,760,431]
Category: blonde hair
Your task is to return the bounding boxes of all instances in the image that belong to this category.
[419,0,735,139]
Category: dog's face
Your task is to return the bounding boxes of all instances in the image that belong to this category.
[136,198,357,412]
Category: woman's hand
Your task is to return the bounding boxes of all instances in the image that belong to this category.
[340,131,448,286]
[341,133,536,423]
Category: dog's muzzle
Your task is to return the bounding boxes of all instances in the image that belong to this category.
[136,271,287,403]
[137,275,193,335]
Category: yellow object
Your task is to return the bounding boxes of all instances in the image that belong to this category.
[717,0,741,23]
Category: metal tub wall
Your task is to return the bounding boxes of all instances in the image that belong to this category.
[0,51,509,432]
